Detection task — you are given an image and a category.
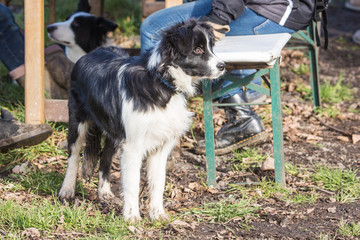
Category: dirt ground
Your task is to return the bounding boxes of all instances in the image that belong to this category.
[103,3,360,239]
[2,2,360,239]
[147,3,360,239]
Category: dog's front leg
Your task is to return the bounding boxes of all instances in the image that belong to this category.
[121,142,143,222]
[59,122,88,201]
[147,138,177,221]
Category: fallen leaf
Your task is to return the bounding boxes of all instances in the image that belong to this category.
[261,157,275,170]
[352,134,360,144]
[337,136,350,142]
[327,206,336,213]
[306,208,315,214]
[21,228,40,238]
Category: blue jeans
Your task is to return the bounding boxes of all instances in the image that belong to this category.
[140,0,295,100]
[0,4,24,72]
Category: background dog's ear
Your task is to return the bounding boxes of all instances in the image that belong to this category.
[77,0,91,13]
[167,26,194,56]
[96,17,118,32]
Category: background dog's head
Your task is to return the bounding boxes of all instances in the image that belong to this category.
[158,19,225,81]
[46,0,118,62]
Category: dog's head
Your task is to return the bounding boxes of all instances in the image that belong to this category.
[155,19,225,83]
[46,0,117,55]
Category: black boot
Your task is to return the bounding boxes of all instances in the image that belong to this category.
[195,92,268,155]
[0,109,53,152]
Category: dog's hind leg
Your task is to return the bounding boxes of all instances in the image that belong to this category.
[147,138,177,221]
[121,141,145,222]
[58,121,89,202]
[82,123,101,181]
[98,137,116,201]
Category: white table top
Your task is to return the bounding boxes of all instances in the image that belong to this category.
[213,33,291,66]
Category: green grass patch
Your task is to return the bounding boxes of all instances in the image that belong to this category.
[0,198,130,238]
[291,63,310,75]
[338,219,360,238]
[229,147,267,172]
[320,72,355,104]
[314,105,341,118]
[229,179,318,204]
[184,196,258,224]
[18,170,85,196]
[295,81,312,101]
[312,166,360,202]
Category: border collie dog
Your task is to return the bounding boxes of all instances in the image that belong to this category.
[58,19,226,222]
[46,1,117,63]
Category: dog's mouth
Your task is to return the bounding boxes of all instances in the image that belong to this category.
[48,34,71,45]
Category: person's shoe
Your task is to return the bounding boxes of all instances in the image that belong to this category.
[353,29,360,45]
[44,45,75,99]
[345,0,360,11]
[0,109,53,152]
[195,92,268,155]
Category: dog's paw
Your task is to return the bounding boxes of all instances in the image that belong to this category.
[123,208,141,223]
[81,162,95,182]
[98,189,115,201]
[58,186,75,202]
[149,208,169,222]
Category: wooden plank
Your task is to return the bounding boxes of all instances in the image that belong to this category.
[142,1,165,18]
[24,0,45,124]
[165,0,182,8]
[48,0,56,24]
[89,0,104,17]
[45,100,69,122]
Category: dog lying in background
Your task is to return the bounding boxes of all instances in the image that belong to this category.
[58,19,226,222]
[46,0,118,63]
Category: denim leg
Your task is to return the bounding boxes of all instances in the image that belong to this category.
[140,4,295,99]
[0,4,25,72]
[140,0,212,55]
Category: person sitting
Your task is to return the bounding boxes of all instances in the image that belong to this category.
[140,0,315,155]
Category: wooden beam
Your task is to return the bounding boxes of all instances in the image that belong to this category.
[45,100,69,122]
[165,0,182,8]
[89,0,104,17]
[48,0,56,24]
[24,0,45,124]
[142,1,165,18]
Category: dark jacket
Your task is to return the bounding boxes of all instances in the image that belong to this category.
[211,0,315,31]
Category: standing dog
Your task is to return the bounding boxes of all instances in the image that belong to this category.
[58,19,226,222]
[46,0,118,63]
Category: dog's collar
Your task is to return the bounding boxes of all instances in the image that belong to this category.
[157,74,176,90]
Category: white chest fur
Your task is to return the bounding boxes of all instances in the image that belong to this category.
[122,94,193,151]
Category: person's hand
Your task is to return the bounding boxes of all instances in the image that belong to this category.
[199,13,230,41]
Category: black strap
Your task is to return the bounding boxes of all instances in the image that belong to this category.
[313,0,329,50]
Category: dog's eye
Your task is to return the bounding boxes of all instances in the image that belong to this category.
[72,20,79,27]
[193,47,204,55]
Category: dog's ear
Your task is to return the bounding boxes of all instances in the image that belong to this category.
[77,0,91,13]
[166,26,194,56]
[96,17,118,32]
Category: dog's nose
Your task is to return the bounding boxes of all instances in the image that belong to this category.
[47,25,57,33]
[217,62,226,71]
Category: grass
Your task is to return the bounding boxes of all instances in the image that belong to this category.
[184,196,259,224]
[0,198,130,238]
[229,178,318,205]
[338,219,360,237]
[312,166,360,202]
[295,71,355,104]
[314,105,341,118]
[320,72,355,104]
[291,63,310,75]
[229,147,267,172]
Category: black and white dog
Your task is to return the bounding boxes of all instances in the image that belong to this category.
[46,0,118,63]
[58,19,226,222]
